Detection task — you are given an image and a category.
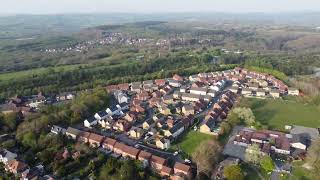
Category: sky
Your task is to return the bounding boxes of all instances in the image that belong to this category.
[1,0,320,14]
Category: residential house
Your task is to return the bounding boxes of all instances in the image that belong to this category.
[99,118,114,129]
[137,91,150,101]
[5,159,28,175]
[182,104,194,116]
[270,89,280,98]
[174,162,192,177]
[124,111,139,123]
[113,142,126,155]
[0,149,17,165]
[150,155,166,171]
[173,91,181,99]
[241,88,252,95]
[181,93,200,102]
[288,88,299,96]
[173,74,184,82]
[113,120,132,132]
[190,87,208,96]
[94,110,109,120]
[88,133,104,147]
[117,83,129,91]
[138,150,152,162]
[200,117,218,135]
[163,94,174,104]
[156,138,171,150]
[51,125,66,135]
[159,105,171,115]
[66,127,81,139]
[122,145,140,160]
[155,79,166,87]
[207,89,217,97]
[84,116,98,128]
[78,131,91,143]
[143,119,155,130]
[180,86,187,93]
[202,95,212,102]
[114,90,129,104]
[106,106,121,116]
[129,127,144,139]
[161,166,173,177]
[116,103,129,111]
[102,138,117,151]
[256,89,266,97]
[164,121,184,138]
[168,79,181,87]
[229,87,238,94]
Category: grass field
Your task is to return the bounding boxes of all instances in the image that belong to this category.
[171,131,214,156]
[0,64,83,81]
[241,98,320,131]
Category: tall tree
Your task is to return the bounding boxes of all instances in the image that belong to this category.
[245,143,262,165]
[223,165,244,180]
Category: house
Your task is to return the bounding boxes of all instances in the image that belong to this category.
[156,138,171,150]
[256,89,266,97]
[200,117,218,135]
[137,91,150,101]
[155,79,166,87]
[248,83,259,90]
[143,80,154,86]
[122,145,140,159]
[84,116,98,128]
[99,118,114,129]
[117,83,129,91]
[150,155,166,171]
[190,87,208,96]
[78,131,91,143]
[207,89,217,97]
[270,89,280,98]
[114,90,129,104]
[168,79,181,87]
[138,150,152,162]
[290,125,320,142]
[116,103,129,111]
[129,127,144,139]
[66,127,81,139]
[21,165,44,180]
[102,138,118,151]
[0,149,17,165]
[88,133,104,147]
[161,166,173,177]
[51,125,66,135]
[163,94,174,104]
[113,142,126,155]
[164,121,184,138]
[174,162,192,177]
[290,134,308,150]
[106,106,121,116]
[131,84,142,93]
[210,85,221,92]
[143,119,155,130]
[173,74,184,82]
[124,111,139,123]
[159,105,171,115]
[181,93,200,102]
[173,91,181,99]
[113,120,132,132]
[241,88,252,95]
[94,110,109,120]
[202,95,212,102]
[5,159,28,175]
[288,88,299,96]
[229,87,238,94]
[182,104,194,116]
[180,86,187,93]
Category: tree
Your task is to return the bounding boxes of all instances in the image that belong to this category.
[192,140,222,175]
[231,107,256,126]
[245,143,262,165]
[306,138,320,174]
[260,156,275,172]
[220,122,231,135]
[119,160,140,180]
[223,165,244,180]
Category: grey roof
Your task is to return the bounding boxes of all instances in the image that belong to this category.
[66,127,81,136]
[97,110,108,117]
[86,116,97,123]
[169,121,184,133]
[222,143,247,161]
[290,125,320,141]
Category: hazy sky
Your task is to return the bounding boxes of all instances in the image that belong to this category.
[1,0,320,14]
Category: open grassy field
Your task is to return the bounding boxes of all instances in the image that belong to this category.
[0,64,83,81]
[171,131,214,156]
[240,98,320,131]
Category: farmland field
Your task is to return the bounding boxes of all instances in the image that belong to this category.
[240,98,320,131]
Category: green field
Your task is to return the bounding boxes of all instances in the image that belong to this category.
[241,98,320,131]
[0,64,83,81]
[171,131,214,156]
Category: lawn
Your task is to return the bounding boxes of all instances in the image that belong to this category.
[241,98,320,131]
[291,161,315,180]
[171,131,214,156]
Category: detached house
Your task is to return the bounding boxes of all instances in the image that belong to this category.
[156,138,171,150]
[0,149,17,165]
[143,119,155,130]
[200,117,218,135]
[129,127,144,139]
[5,159,28,175]
[182,104,194,116]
